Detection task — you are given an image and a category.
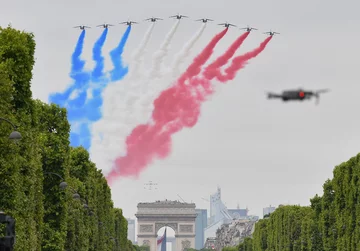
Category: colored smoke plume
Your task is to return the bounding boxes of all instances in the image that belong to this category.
[49,30,87,107]
[106,28,228,183]
[49,28,111,149]
[107,34,272,184]
[90,23,154,170]
[213,36,272,82]
[109,25,132,81]
[91,28,109,83]
[131,22,156,79]
[148,20,181,79]
[68,28,109,149]
[171,23,207,78]
[135,22,208,127]
[203,31,250,80]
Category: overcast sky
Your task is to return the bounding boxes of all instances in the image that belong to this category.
[2,0,360,221]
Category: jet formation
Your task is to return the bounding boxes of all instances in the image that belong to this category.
[73,14,279,36]
[75,16,332,106]
[73,25,91,30]
[95,23,114,28]
[120,20,138,26]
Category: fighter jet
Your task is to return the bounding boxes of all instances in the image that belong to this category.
[169,14,189,19]
[96,23,114,28]
[218,22,237,28]
[120,20,138,26]
[264,30,280,36]
[267,88,330,104]
[239,26,258,32]
[73,25,91,30]
[196,18,214,23]
[144,17,163,22]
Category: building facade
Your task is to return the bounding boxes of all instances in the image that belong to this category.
[135,200,197,251]
[205,187,257,241]
[227,209,248,219]
[195,209,207,249]
[127,218,136,243]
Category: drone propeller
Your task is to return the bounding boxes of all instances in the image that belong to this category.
[314,93,320,105]
[315,89,330,94]
[313,89,329,105]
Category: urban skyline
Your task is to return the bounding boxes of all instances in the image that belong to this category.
[126,186,277,249]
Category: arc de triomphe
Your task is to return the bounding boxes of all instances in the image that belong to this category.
[135,200,197,251]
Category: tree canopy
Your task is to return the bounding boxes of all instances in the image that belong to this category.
[0,25,134,251]
[222,153,360,251]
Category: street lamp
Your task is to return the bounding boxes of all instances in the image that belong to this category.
[76,194,94,215]
[39,145,92,213]
[44,172,68,190]
[72,193,80,200]
[39,146,69,191]
[66,187,92,214]
[0,117,21,141]
[0,210,15,250]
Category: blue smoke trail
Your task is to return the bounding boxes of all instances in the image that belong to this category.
[49,30,87,107]
[68,28,109,149]
[50,26,132,151]
[92,28,109,83]
[49,29,110,150]
[109,25,132,81]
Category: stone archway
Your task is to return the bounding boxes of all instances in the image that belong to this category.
[136,200,197,251]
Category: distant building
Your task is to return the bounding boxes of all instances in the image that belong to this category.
[205,187,233,241]
[195,209,207,249]
[127,218,135,243]
[228,207,248,219]
[204,187,256,241]
[204,237,216,250]
[263,206,276,217]
[209,187,233,225]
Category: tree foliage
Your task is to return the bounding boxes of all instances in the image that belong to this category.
[222,154,360,251]
[0,25,131,251]
[133,244,150,251]
[233,154,360,251]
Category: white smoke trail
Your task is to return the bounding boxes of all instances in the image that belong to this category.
[130,22,156,79]
[120,19,182,121]
[90,20,182,164]
[136,23,208,124]
[148,19,181,79]
[90,23,157,173]
[121,20,181,122]
[170,23,207,78]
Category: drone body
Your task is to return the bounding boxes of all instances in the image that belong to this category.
[267,88,330,104]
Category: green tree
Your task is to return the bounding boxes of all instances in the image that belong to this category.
[0,25,133,251]
[248,153,360,250]
[133,244,150,251]
[0,25,43,251]
[34,100,71,251]
[238,237,252,251]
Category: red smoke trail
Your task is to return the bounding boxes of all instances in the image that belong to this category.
[203,31,250,80]
[177,28,228,84]
[106,29,228,183]
[213,36,272,82]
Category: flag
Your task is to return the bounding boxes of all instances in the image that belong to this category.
[157,228,167,251]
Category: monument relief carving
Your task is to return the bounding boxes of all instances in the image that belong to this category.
[181,240,191,251]
[155,223,178,233]
[179,225,193,233]
[136,200,196,251]
[140,224,153,233]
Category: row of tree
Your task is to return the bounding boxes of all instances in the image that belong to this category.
[222,152,360,251]
[0,26,134,250]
